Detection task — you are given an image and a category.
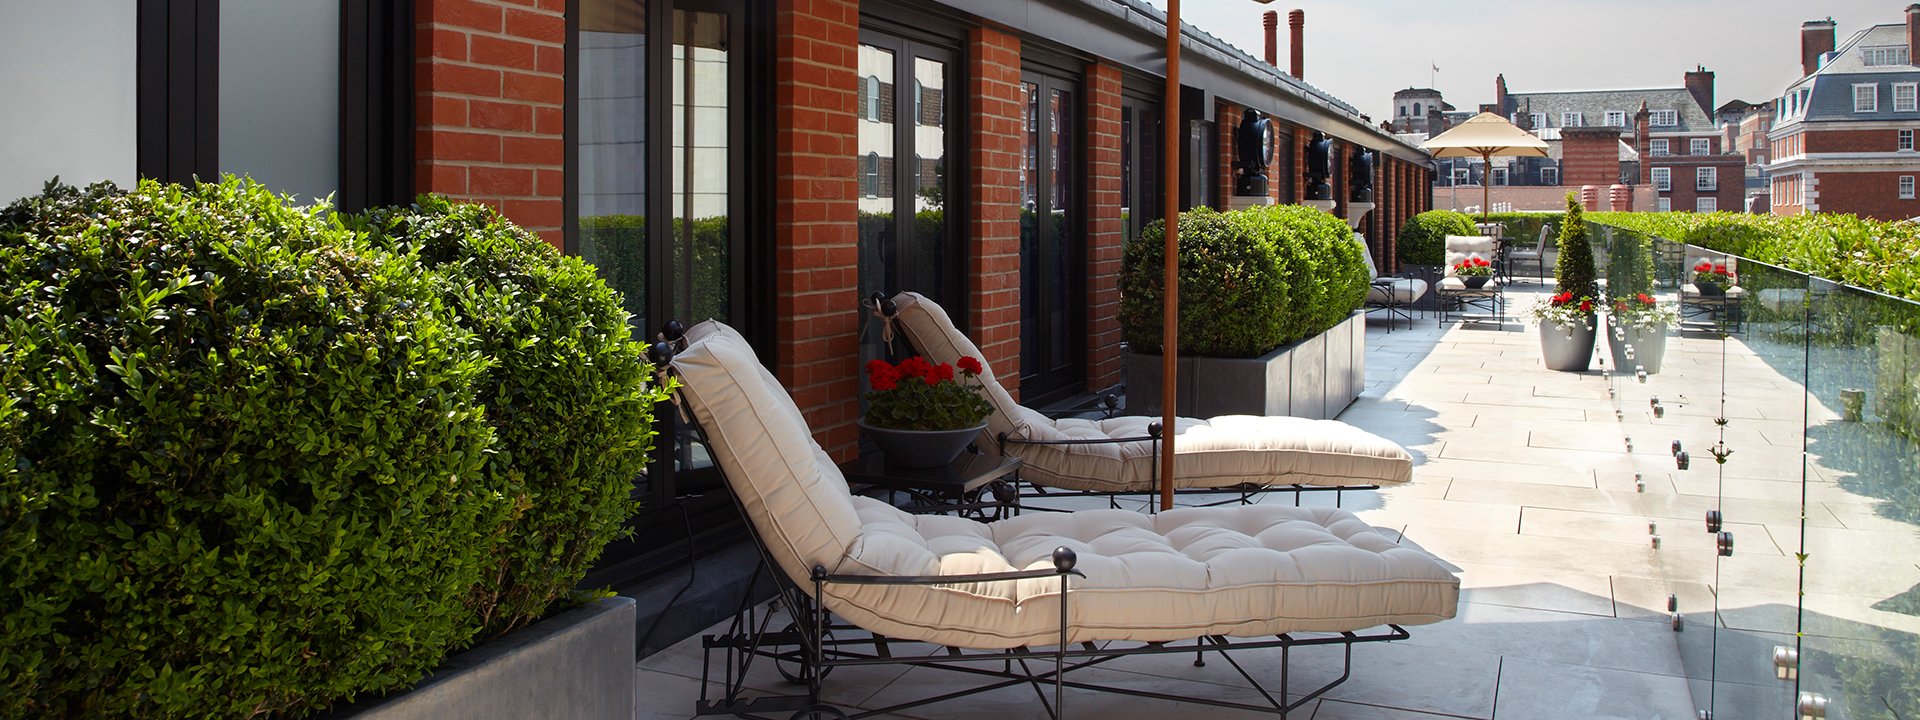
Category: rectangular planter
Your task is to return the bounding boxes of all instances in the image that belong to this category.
[329,596,636,720]
[1128,311,1365,420]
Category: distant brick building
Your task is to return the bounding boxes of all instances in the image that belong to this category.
[1767,8,1920,219]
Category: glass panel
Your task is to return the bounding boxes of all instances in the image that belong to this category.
[671,7,729,324]
[904,56,948,302]
[219,0,341,201]
[856,43,897,306]
[1021,81,1040,381]
[577,0,649,331]
[1121,106,1132,243]
[0,0,137,201]
[1048,87,1074,376]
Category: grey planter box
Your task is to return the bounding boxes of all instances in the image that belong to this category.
[329,596,636,720]
[1128,311,1366,420]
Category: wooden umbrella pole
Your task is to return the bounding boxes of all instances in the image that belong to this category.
[1160,0,1180,512]
[1481,150,1492,220]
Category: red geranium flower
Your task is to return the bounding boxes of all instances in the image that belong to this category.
[927,363,955,386]
[1636,293,1654,304]
[868,363,899,391]
[957,356,984,375]
[1713,263,1728,274]
[1579,299,1592,312]
[1695,260,1714,273]
[897,356,933,379]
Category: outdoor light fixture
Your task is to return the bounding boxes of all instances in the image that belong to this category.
[1774,646,1799,680]
[1798,692,1829,719]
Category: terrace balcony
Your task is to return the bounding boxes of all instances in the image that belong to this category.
[633,226,1920,720]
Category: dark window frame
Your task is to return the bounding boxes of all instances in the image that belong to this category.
[137,0,219,184]
[1018,64,1087,404]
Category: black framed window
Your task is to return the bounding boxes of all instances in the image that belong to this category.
[1020,67,1083,402]
[1119,93,1163,246]
[855,30,958,313]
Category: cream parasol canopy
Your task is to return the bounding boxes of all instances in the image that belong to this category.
[1421,112,1550,219]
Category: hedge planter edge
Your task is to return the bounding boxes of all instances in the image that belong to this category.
[1127,311,1366,420]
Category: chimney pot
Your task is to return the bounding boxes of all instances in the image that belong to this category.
[1801,19,1837,77]
[1288,9,1305,80]
[1908,6,1920,68]
[1684,66,1715,116]
[1263,11,1279,68]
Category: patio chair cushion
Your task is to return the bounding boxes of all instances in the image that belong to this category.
[888,292,1413,492]
[1356,232,1428,305]
[1442,235,1495,279]
[671,321,1459,649]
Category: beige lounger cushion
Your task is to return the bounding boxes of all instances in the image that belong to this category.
[888,292,1412,491]
[673,321,1459,649]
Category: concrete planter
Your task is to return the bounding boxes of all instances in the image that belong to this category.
[1539,317,1598,372]
[329,596,636,720]
[1605,319,1670,375]
[1128,311,1365,420]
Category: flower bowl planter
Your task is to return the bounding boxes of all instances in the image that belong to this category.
[1539,315,1598,372]
[1694,281,1724,296]
[328,596,635,720]
[859,421,987,468]
[1606,319,1670,375]
[1462,276,1491,289]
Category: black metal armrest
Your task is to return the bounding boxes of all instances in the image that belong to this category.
[812,547,1084,586]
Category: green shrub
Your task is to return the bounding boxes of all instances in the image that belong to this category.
[1554,192,1598,299]
[1589,211,1920,302]
[1120,205,1367,357]
[354,197,664,637]
[1397,209,1476,266]
[578,213,730,323]
[1476,211,1564,249]
[0,179,508,718]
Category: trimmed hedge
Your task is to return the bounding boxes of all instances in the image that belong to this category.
[355,197,662,637]
[1121,205,1368,358]
[1589,211,1920,302]
[1,179,664,718]
[1396,209,1476,266]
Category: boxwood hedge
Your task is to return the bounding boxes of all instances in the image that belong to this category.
[1120,205,1368,358]
[1396,209,1476,267]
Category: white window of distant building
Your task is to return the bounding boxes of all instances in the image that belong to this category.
[1650,109,1677,126]
[865,75,881,119]
[1690,138,1711,155]
[1756,153,1767,165]
[864,151,880,197]
[1651,139,1670,156]
[1605,110,1626,126]
[1697,166,1716,191]
[1652,166,1672,191]
[1454,167,1470,185]
[1530,112,1547,128]
[1864,46,1911,66]
[1696,197,1717,213]
[1898,83,1919,112]
[1492,167,1509,186]
[1562,112,1583,127]
[1657,197,1672,212]
[1903,175,1916,199]
[1856,83,1879,113]
[1903,129,1915,151]
[1542,167,1559,185]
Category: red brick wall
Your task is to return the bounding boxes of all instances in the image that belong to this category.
[968,27,1024,400]
[773,0,861,459]
[1291,131,1307,204]
[1561,127,1623,189]
[1085,63,1124,391]
[1809,171,1920,220]
[1651,156,1744,212]
[1806,128,1903,154]
[1216,100,1239,206]
[415,0,567,246]
[1375,154,1393,270]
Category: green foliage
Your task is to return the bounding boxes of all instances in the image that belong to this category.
[577,214,730,323]
[353,198,664,638]
[1396,209,1476,266]
[861,357,993,431]
[1554,192,1599,299]
[0,178,506,718]
[1120,205,1368,358]
[1590,210,1920,302]
[1475,211,1563,247]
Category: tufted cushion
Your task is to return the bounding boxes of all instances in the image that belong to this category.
[836,497,1459,647]
[889,292,1413,491]
[1368,277,1428,305]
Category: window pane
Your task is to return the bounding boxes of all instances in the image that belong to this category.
[577,0,649,329]
[671,7,729,323]
[220,0,340,201]
[856,44,895,304]
[1020,81,1040,376]
[0,1,137,202]
[1048,87,1074,373]
[904,55,949,302]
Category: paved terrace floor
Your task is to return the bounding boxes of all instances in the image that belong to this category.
[632,285,1920,719]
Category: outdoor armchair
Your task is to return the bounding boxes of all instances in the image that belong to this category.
[1437,234,1505,324]
[1358,233,1427,330]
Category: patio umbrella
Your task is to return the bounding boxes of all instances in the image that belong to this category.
[1421,112,1549,219]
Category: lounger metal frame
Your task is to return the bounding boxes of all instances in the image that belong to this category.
[655,333,1414,720]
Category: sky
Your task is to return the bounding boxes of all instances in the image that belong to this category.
[1147,0,1894,122]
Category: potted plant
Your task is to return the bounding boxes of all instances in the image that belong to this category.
[1534,192,1600,372]
[860,355,994,467]
[1606,293,1679,374]
[1452,255,1493,288]
[1691,259,1733,295]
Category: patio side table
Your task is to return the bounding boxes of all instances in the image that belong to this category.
[840,449,1021,520]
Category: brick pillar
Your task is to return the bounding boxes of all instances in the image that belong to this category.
[1085,62,1123,391]
[1378,157,1394,270]
[969,27,1024,400]
[1291,132,1307,204]
[415,0,566,246]
[1332,142,1348,219]
[773,0,861,458]
[1217,101,1239,207]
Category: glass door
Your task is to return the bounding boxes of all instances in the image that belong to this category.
[856,30,957,364]
[1020,70,1082,402]
[1120,94,1162,248]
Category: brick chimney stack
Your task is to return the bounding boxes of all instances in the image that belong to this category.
[1263,11,1279,68]
[1802,18,1836,76]
[1683,65,1715,115]
[1494,73,1509,116]
[1633,102,1652,184]
[1288,9,1305,80]
[1908,5,1920,67]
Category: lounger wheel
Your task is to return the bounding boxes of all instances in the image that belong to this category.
[774,622,836,684]
[787,704,851,720]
